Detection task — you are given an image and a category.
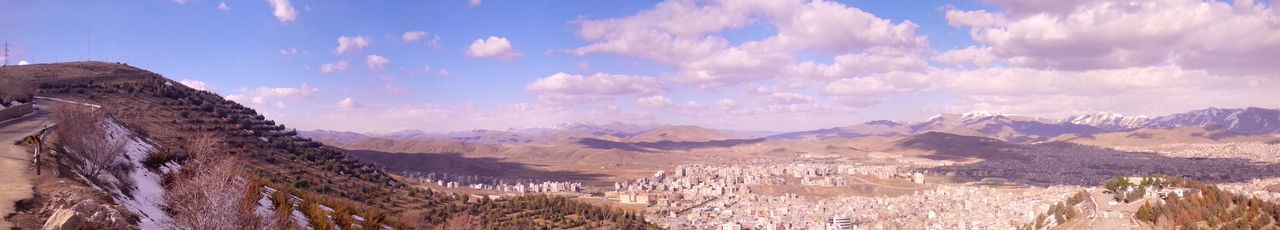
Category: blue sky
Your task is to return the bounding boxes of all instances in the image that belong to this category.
[4,0,1279,133]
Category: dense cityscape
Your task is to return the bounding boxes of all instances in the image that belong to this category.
[384,141,1280,228]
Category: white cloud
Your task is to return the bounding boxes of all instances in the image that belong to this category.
[784,49,928,85]
[944,9,1004,27]
[402,31,427,42]
[950,0,1280,74]
[366,55,390,71]
[636,95,673,107]
[437,69,450,76]
[825,77,903,97]
[682,101,704,109]
[571,0,928,88]
[253,84,318,99]
[319,61,348,73]
[278,48,299,56]
[265,0,297,23]
[17,60,29,66]
[943,66,1215,97]
[526,72,664,103]
[933,46,997,68]
[427,35,442,49]
[468,0,481,7]
[527,72,664,96]
[174,0,189,4]
[466,36,521,59]
[337,97,363,109]
[179,80,217,92]
[285,101,664,133]
[334,35,371,55]
[763,92,813,106]
[217,2,231,11]
[822,71,932,107]
[224,84,318,111]
[716,99,737,110]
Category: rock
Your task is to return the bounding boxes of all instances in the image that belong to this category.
[43,208,85,230]
[39,192,134,230]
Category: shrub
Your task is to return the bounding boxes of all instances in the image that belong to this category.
[164,134,269,229]
[141,150,176,171]
[53,103,125,178]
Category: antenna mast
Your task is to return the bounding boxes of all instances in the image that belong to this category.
[86,19,91,61]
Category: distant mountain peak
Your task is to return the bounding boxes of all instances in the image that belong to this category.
[1061,112,1150,131]
[1148,107,1280,135]
[863,120,903,126]
[961,111,1003,120]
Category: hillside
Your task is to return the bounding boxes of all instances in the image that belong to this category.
[0,62,655,229]
[767,120,910,140]
[893,132,1029,161]
[627,125,732,142]
[1049,127,1280,147]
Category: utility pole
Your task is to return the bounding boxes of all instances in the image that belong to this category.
[3,41,9,66]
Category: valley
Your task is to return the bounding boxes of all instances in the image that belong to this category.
[300,105,1280,229]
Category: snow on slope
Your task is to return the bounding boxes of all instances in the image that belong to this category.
[1061,112,1151,131]
[99,120,172,229]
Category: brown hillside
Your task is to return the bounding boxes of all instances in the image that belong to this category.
[1,61,656,229]
[1049,126,1280,147]
[627,125,731,142]
[893,132,1029,161]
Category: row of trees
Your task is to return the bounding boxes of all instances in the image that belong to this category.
[1135,180,1280,229]
[48,76,402,202]
[164,133,391,229]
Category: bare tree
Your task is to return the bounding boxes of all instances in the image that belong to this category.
[165,134,271,229]
[53,103,125,177]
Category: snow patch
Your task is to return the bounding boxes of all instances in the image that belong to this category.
[93,120,171,229]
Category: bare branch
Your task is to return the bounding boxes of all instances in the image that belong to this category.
[52,103,124,178]
[164,134,270,229]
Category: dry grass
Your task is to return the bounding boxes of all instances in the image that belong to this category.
[164,134,277,229]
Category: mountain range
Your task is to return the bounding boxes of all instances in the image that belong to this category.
[306,107,1280,146]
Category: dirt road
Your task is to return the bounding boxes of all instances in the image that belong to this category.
[0,109,49,229]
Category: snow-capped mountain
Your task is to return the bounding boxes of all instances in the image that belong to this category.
[1061,112,1151,131]
[1146,107,1280,135]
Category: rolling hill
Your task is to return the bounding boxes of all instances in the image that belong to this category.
[626,125,733,142]
[0,61,655,229]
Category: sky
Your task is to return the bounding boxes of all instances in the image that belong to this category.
[3,0,1280,133]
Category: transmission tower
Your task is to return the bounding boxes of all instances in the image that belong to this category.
[3,42,8,66]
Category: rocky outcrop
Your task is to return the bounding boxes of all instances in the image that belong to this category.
[40,192,134,230]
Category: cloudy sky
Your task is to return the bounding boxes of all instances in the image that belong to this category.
[3,0,1280,133]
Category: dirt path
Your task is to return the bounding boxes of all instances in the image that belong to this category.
[0,109,50,229]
